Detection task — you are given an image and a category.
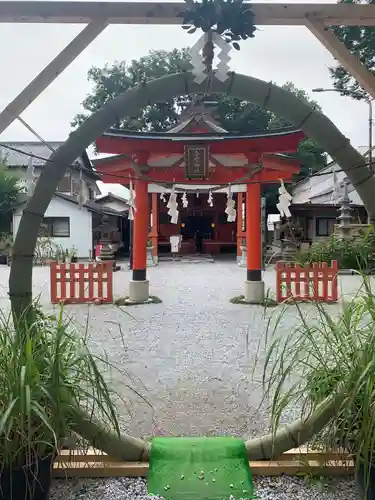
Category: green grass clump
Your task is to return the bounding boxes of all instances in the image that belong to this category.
[262,277,375,493]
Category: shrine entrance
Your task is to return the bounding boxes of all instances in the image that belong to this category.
[95,99,303,304]
[13,70,375,312]
[159,190,236,257]
[181,213,214,254]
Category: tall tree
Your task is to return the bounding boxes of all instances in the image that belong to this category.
[73,48,326,207]
[268,81,326,180]
[329,0,375,99]
[72,49,193,132]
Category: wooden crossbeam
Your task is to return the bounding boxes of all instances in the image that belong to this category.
[53,448,355,478]
[0,21,107,136]
[305,19,375,100]
[1,2,375,26]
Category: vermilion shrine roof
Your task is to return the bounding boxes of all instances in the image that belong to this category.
[96,126,305,156]
[95,105,305,186]
[166,101,228,134]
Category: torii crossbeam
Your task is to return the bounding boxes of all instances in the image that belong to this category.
[0,2,375,25]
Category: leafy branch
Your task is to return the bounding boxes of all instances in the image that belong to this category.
[181,0,257,50]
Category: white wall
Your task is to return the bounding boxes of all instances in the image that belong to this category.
[13,197,93,258]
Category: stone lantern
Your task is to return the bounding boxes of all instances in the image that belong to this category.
[336,183,352,239]
[93,215,119,264]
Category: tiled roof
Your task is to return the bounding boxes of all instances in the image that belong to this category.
[104,125,304,141]
[0,142,100,180]
[96,192,129,204]
[55,193,127,217]
[0,142,64,166]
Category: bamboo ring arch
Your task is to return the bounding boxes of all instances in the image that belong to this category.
[9,71,375,462]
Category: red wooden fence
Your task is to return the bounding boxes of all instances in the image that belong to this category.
[276,260,338,303]
[50,261,113,305]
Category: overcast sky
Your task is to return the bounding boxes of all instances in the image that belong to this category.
[0,0,371,196]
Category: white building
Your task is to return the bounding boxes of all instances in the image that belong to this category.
[1,142,126,259]
[290,146,369,241]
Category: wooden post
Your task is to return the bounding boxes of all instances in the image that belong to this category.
[0,21,107,135]
[305,19,375,100]
[133,180,148,281]
[246,182,262,282]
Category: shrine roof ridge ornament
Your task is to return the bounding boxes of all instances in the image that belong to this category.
[1,2,375,26]
[101,125,305,141]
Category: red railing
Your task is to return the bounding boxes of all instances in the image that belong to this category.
[50,261,113,304]
[276,260,338,303]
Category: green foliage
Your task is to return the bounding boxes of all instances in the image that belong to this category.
[267,82,322,129]
[72,49,327,210]
[114,295,162,305]
[181,0,257,49]
[329,0,375,100]
[0,304,123,468]
[0,162,21,232]
[0,232,13,257]
[262,279,375,491]
[34,230,56,266]
[71,49,192,132]
[298,230,375,270]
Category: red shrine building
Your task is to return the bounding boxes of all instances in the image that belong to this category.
[95,104,304,304]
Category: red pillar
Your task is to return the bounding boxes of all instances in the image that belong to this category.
[133,179,149,281]
[246,182,262,281]
[237,192,243,257]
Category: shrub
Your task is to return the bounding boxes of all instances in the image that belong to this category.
[297,229,375,270]
[0,304,122,467]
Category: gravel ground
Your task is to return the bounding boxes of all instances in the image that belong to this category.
[0,261,366,499]
[50,476,360,499]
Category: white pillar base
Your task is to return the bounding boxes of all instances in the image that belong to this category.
[128,280,149,303]
[244,280,265,304]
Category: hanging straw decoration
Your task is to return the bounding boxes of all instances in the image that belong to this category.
[207,190,213,207]
[128,176,136,221]
[167,185,179,224]
[182,192,189,208]
[276,179,292,218]
[225,185,236,222]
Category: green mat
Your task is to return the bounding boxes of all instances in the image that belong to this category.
[148,437,255,500]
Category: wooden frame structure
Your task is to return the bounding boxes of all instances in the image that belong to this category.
[0,2,375,136]
[53,447,355,478]
[50,261,114,305]
[276,260,339,304]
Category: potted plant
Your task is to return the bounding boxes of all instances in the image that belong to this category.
[261,278,375,499]
[0,304,123,500]
[70,246,78,263]
[64,248,70,264]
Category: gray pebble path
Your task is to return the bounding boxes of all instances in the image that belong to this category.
[0,262,365,499]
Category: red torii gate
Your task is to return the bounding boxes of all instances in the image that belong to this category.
[96,123,303,304]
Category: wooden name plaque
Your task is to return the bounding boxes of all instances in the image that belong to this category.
[184,145,209,179]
